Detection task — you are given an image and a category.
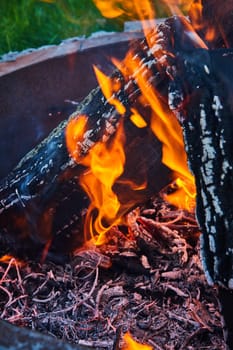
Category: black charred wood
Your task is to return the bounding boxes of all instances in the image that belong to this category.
[172,48,233,349]
[154,14,233,350]
[169,46,233,292]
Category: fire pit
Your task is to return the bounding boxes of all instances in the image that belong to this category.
[0,0,232,348]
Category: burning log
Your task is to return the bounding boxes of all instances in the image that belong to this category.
[0,56,172,261]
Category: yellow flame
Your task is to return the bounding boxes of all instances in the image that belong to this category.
[79,120,126,244]
[130,108,147,128]
[93,65,126,115]
[122,332,153,350]
[66,114,88,163]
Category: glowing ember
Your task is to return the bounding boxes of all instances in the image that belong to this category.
[122,332,153,350]
[0,255,25,269]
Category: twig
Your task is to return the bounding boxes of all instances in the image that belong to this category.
[74,264,99,310]
[167,311,199,327]
[32,290,61,303]
[161,283,189,298]
[179,327,207,350]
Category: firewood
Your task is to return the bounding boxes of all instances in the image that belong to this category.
[152,14,233,349]
[0,46,171,261]
[173,49,233,349]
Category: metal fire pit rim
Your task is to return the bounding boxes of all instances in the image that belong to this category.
[0,31,144,78]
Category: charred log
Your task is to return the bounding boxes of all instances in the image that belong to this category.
[172,48,233,349]
[154,14,233,350]
[0,46,171,261]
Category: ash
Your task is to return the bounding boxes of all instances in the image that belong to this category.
[0,193,225,349]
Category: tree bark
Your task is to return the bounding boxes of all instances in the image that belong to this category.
[156,14,233,349]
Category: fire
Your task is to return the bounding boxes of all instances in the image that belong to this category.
[65,0,202,244]
[93,65,126,115]
[188,0,220,46]
[93,0,201,210]
[79,120,126,244]
[0,255,25,268]
[122,332,153,350]
[66,106,129,244]
[66,114,88,163]
[112,40,196,210]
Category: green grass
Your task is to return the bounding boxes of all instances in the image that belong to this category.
[0,0,123,56]
[0,0,187,56]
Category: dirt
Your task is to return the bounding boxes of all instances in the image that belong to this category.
[0,194,225,349]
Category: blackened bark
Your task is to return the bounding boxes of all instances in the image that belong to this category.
[175,49,233,288]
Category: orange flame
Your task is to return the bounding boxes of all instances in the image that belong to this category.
[65,0,202,244]
[188,0,220,46]
[113,49,195,210]
[93,0,198,210]
[0,255,25,267]
[66,113,127,244]
[122,332,153,350]
[80,120,126,244]
[66,114,88,163]
[93,65,126,115]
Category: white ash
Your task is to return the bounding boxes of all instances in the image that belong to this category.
[208,185,223,216]
[204,65,210,75]
[228,278,233,289]
[168,90,184,111]
[200,234,214,286]
[148,44,163,56]
[209,234,216,253]
[212,95,223,117]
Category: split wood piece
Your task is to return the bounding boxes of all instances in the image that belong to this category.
[172,49,233,350]
[0,319,93,350]
[0,35,172,261]
[152,14,233,350]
